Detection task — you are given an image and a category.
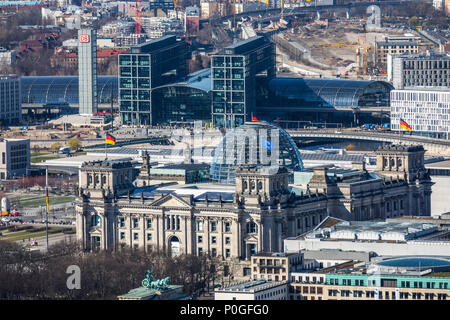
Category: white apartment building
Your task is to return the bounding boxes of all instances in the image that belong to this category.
[390,88,450,139]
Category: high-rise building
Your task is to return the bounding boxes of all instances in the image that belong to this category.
[0,74,21,125]
[211,36,275,128]
[388,52,450,89]
[118,35,189,125]
[78,29,98,115]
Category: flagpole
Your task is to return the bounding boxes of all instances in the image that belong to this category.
[45,166,48,252]
[105,133,107,160]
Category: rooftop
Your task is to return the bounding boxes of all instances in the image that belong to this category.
[215,279,287,293]
[117,284,188,300]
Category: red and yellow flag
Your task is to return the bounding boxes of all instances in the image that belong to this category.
[106,134,116,145]
[400,119,412,132]
[252,116,259,122]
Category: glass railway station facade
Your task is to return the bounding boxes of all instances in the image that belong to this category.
[19,73,393,126]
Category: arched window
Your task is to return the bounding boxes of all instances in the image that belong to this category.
[91,214,101,227]
[246,221,258,234]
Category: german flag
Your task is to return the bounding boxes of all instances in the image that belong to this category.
[106,134,116,145]
[400,119,412,132]
[45,190,50,215]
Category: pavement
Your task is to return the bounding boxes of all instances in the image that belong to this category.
[24,232,76,252]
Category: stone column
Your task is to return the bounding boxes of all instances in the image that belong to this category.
[259,220,264,252]
[140,214,145,250]
[102,211,107,250]
[277,221,282,252]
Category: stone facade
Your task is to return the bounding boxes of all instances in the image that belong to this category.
[75,144,433,271]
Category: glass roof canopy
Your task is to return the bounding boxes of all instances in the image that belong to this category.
[210,121,304,184]
[21,76,118,105]
[261,77,394,109]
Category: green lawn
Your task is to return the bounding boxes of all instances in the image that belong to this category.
[11,195,75,209]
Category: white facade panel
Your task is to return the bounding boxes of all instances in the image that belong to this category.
[390,89,450,135]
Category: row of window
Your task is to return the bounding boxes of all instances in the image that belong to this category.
[120,232,152,241]
[197,220,231,232]
[198,235,231,245]
[198,247,231,258]
[329,290,448,300]
[118,217,237,234]
[254,288,287,300]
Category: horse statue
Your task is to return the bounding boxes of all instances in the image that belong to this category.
[141,265,170,290]
[141,264,155,288]
[150,277,170,289]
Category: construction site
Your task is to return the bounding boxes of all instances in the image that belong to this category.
[272,18,433,79]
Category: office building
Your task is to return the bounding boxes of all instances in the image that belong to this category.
[211,36,275,128]
[376,40,419,68]
[388,52,450,89]
[0,74,21,124]
[0,138,30,180]
[390,88,450,139]
[251,252,303,282]
[288,257,450,300]
[214,280,289,300]
[78,29,98,115]
[118,35,189,125]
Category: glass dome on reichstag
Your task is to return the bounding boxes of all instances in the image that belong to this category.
[210,121,304,184]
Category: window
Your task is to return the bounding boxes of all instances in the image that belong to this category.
[225,222,230,232]
[198,248,203,256]
[147,233,152,241]
[133,233,139,240]
[146,219,152,229]
[225,237,230,244]
[133,218,139,228]
[225,249,230,258]
[211,236,217,244]
[247,221,257,234]
[91,215,101,227]
[211,221,217,232]
[211,248,217,257]
[198,236,203,243]
[197,220,203,231]
[120,232,125,240]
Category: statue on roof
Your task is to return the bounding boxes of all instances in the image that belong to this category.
[142,264,170,290]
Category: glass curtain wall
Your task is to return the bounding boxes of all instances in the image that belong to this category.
[119,54,151,125]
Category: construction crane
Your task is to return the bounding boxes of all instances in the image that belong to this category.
[119,0,142,34]
[173,0,179,19]
[320,39,371,79]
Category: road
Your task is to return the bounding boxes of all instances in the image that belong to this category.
[24,232,77,252]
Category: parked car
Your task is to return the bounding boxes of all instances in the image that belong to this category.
[1,217,10,222]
